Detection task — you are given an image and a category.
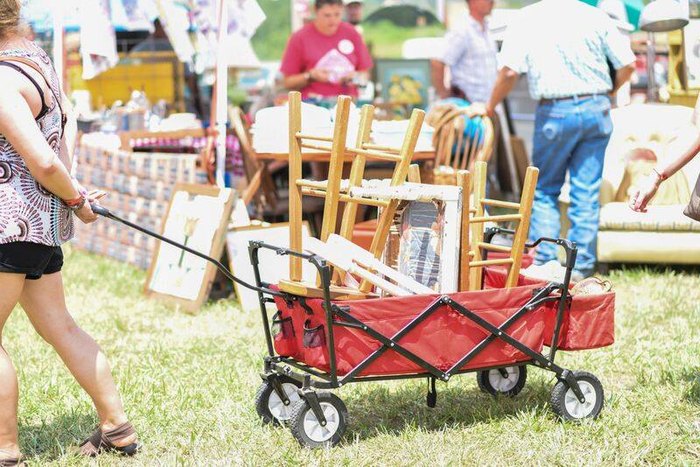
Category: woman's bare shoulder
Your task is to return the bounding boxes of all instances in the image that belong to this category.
[0,63,45,113]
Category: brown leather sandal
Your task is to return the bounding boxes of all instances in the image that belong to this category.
[79,422,140,457]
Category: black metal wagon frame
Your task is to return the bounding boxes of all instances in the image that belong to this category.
[248,231,606,447]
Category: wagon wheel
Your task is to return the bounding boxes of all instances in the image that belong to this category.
[477,365,527,397]
[550,371,604,421]
[288,392,348,448]
[254,376,302,425]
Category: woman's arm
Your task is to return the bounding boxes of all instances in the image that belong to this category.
[630,96,700,212]
[0,76,97,222]
[282,68,330,91]
[0,85,79,200]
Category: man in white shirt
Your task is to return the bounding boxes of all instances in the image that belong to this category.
[431,0,497,103]
[485,0,635,281]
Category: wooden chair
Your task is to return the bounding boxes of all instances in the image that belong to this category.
[229,106,326,228]
[464,161,538,291]
[281,91,425,299]
[229,106,278,210]
[432,106,495,185]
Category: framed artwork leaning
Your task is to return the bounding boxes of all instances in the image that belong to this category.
[226,222,316,311]
[144,183,237,312]
[374,58,432,108]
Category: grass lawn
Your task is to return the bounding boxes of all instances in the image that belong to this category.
[5,248,700,465]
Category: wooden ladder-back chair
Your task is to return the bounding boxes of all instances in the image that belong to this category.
[432,107,495,185]
[282,92,358,299]
[282,91,425,299]
[466,161,538,291]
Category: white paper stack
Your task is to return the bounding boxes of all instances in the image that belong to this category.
[252,102,435,154]
[251,103,333,154]
[371,120,435,152]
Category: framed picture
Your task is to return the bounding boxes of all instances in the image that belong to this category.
[145,183,237,312]
[226,222,316,311]
[350,183,462,293]
[374,58,432,108]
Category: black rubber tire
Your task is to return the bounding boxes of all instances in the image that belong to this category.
[254,376,302,425]
[288,392,348,448]
[550,371,604,421]
[477,365,527,397]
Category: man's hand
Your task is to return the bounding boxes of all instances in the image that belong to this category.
[466,102,488,118]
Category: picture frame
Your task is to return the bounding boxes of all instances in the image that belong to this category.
[226,222,316,311]
[145,183,237,312]
[350,182,462,293]
[374,58,432,108]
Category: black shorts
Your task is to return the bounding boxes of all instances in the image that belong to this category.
[0,241,64,280]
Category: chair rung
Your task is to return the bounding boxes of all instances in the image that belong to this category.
[297,179,328,189]
[470,258,514,267]
[297,133,333,142]
[301,142,333,152]
[301,188,389,208]
[478,242,512,253]
[470,214,522,224]
[348,147,403,162]
[339,195,389,208]
[362,143,401,154]
[481,199,521,210]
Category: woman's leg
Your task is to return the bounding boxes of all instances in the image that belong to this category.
[19,272,136,446]
[0,272,27,459]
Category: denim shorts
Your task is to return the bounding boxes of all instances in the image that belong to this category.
[0,241,63,280]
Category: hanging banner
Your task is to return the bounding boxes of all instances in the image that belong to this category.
[110,0,158,32]
[157,0,197,65]
[80,0,119,80]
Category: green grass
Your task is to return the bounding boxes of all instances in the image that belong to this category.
[5,249,700,465]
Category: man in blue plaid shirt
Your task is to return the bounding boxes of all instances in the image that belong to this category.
[431,0,497,103]
[485,0,635,281]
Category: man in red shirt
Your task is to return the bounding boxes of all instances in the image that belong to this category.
[281,0,373,99]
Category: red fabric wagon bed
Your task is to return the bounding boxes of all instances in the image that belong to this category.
[272,269,615,377]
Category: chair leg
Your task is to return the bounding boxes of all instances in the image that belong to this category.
[505,166,538,288]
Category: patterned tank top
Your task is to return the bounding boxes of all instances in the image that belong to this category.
[0,42,73,246]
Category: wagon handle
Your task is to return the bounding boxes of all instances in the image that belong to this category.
[90,204,285,297]
[484,227,577,273]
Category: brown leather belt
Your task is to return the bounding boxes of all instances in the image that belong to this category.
[539,94,598,104]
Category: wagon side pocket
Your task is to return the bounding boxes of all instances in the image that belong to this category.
[302,320,331,370]
[303,320,326,348]
[272,311,297,357]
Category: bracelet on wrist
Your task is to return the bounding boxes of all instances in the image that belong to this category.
[652,168,667,182]
[63,194,86,211]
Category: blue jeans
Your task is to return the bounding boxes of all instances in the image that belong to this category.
[528,95,613,275]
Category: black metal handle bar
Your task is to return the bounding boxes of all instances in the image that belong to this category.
[484,227,578,272]
[90,204,285,297]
